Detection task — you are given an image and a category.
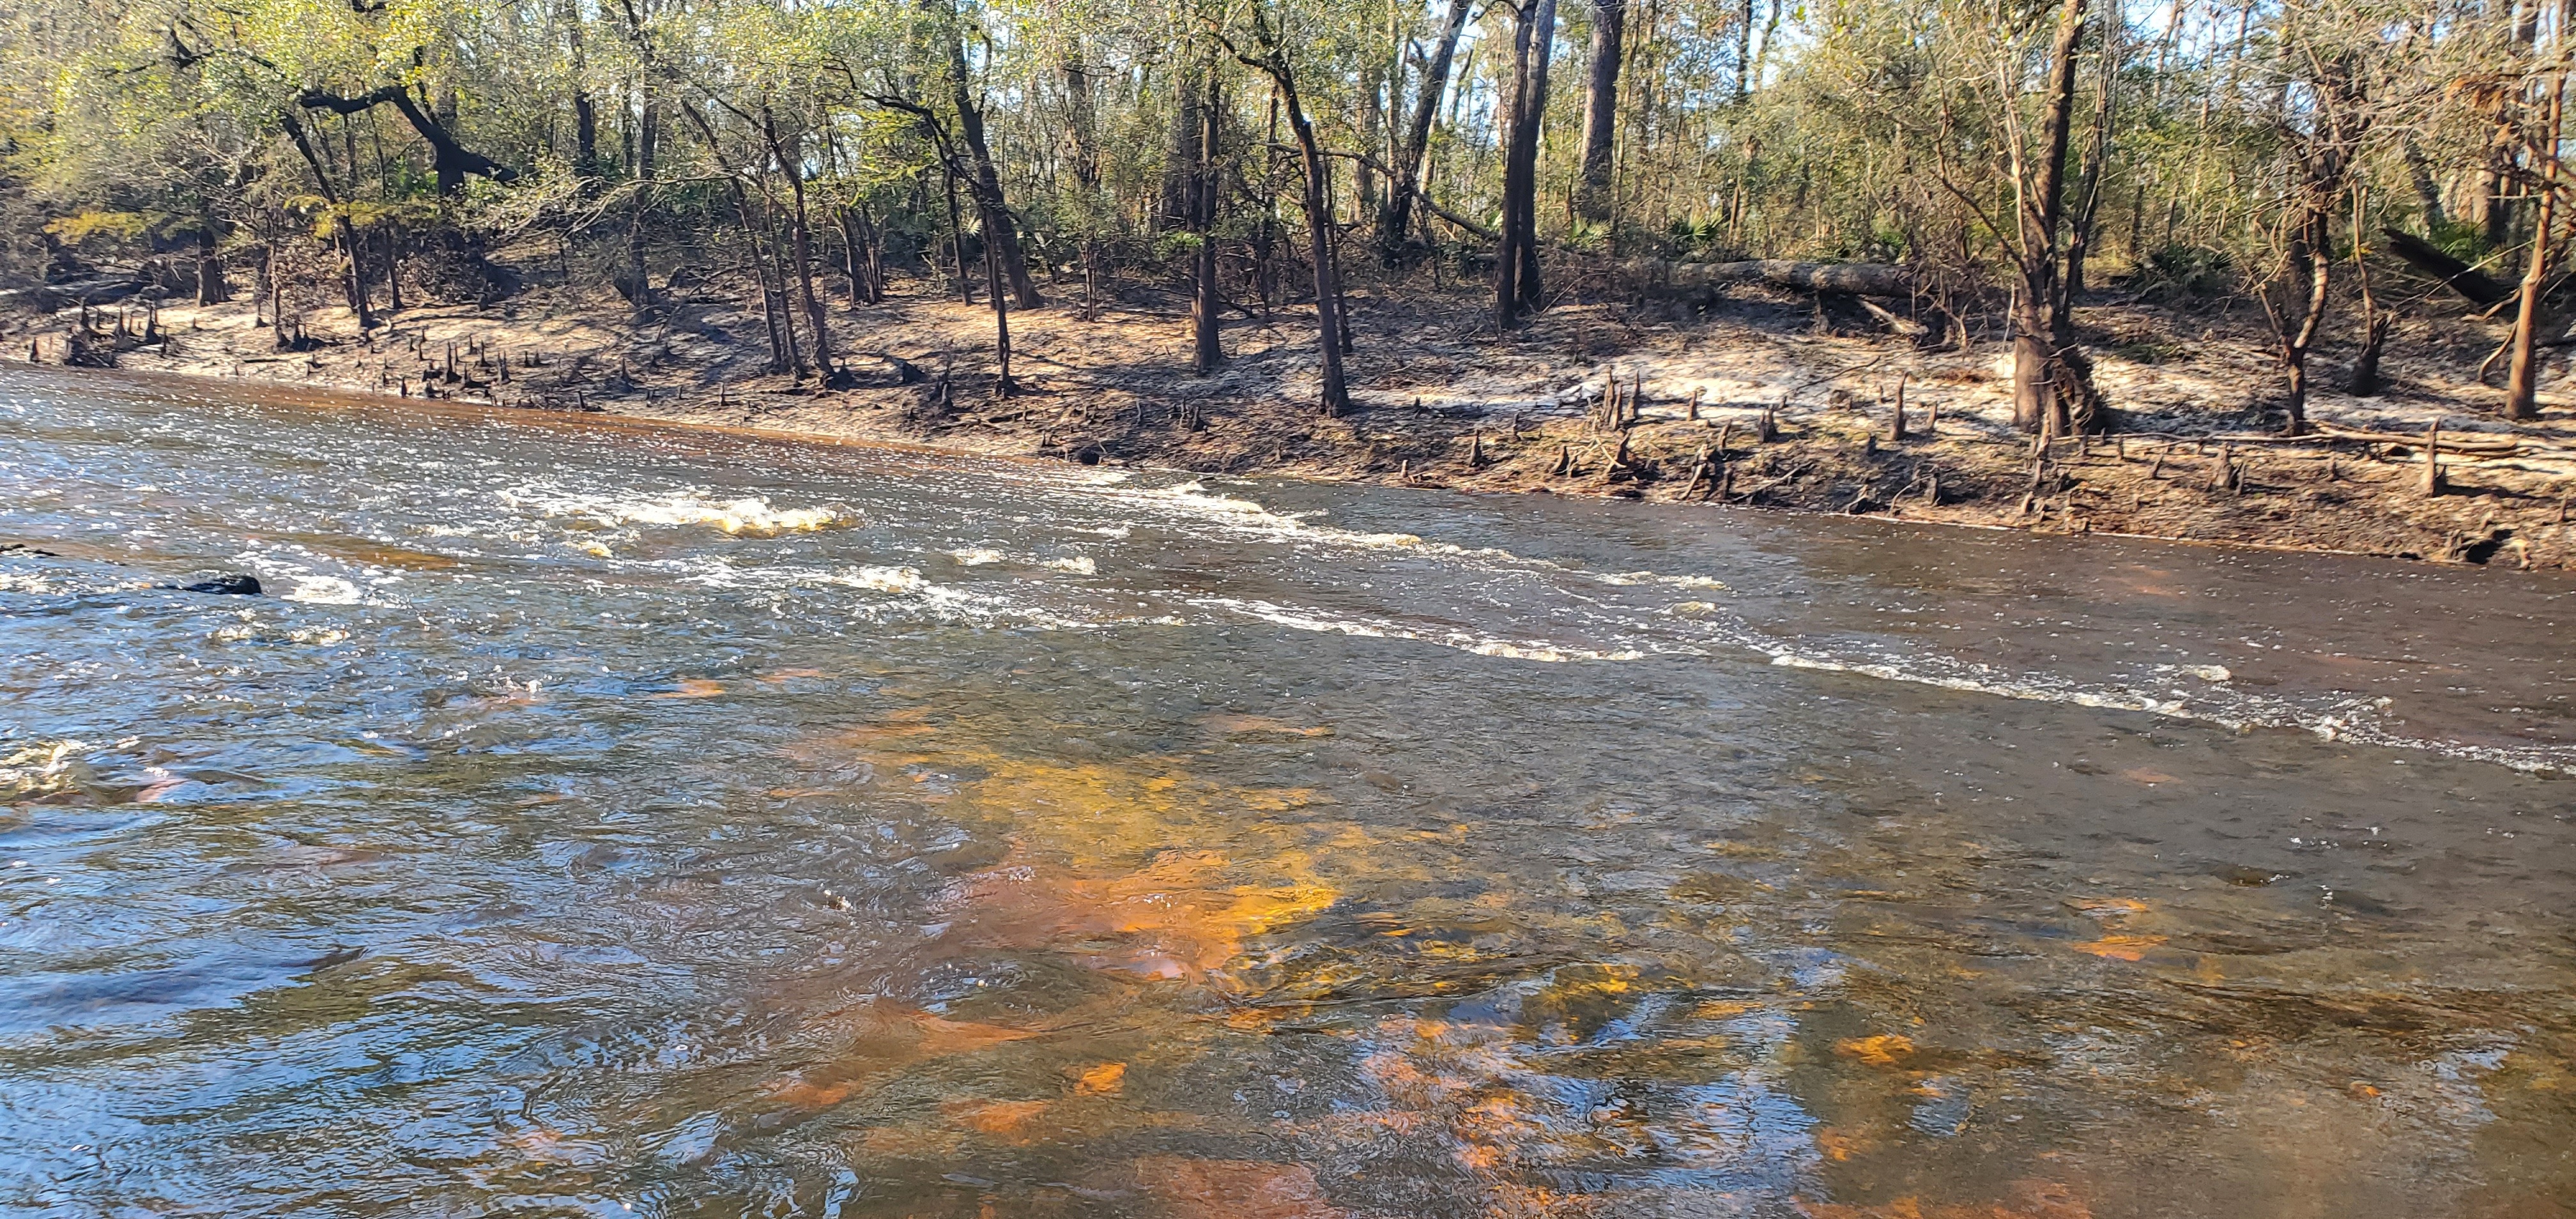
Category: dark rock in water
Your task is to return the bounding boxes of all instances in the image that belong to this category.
[0,542,61,558]
[177,572,262,595]
[296,945,367,971]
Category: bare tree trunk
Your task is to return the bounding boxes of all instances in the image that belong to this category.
[2260,40,2370,434]
[2266,212,2331,432]
[2349,302,2392,397]
[638,79,659,178]
[2008,0,2088,435]
[1496,3,1538,332]
[839,206,862,305]
[2349,191,2391,396]
[278,109,375,332]
[1161,62,1204,229]
[621,84,657,310]
[678,101,788,372]
[1191,65,1225,376]
[1495,0,1558,329]
[840,206,882,306]
[770,211,804,374]
[2401,137,2445,228]
[1358,63,1382,216]
[1235,6,1349,414]
[1734,0,1756,101]
[760,110,834,378]
[747,197,788,371]
[2506,75,2565,422]
[985,233,1013,394]
[941,160,973,302]
[1517,0,1557,310]
[2063,23,2118,300]
[941,0,1043,309]
[1292,110,1348,413]
[1376,0,1473,266]
[1255,89,1281,314]
[195,230,229,305]
[383,227,404,313]
[2480,164,2514,250]
[1061,34,1100,191]
[1574,0,1627,225]
[564,0,598,177]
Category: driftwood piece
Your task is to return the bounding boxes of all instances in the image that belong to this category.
[1859,296,1930,337]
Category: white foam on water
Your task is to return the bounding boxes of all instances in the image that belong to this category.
[282,575,365,605]
[1093,480,1737,598]
[827,565,927,594]
[222,542,406,608]
[1195,597,1643,663]
[737,562,1100,634]
[1101,481,1453,553]
[947,548,1004,566]
[1100,480,2576,771]
[1754,645,2576,773]
[1044,556,1098,575]
[502,486,859,537]
[1597,571,1731,590]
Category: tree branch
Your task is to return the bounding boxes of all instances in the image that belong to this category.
[296,86,519,189]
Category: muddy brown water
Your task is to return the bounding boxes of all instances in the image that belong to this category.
[3,367,2572,1216]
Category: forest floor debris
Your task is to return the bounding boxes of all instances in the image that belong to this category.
[12,275,2575,569]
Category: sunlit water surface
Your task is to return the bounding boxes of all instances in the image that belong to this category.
[3,368,2572,1217]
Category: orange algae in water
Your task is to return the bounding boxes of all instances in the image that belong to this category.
[946,1098,1053,1141]
[1795,1179,2094,1218]
[1835,1034,1919,1068]
[829,744,1346,979]
[1073,1061,1127,1095]
[2071,935,2168,961]
[1132,1156,1349,1219]
[650,678,727,700]
[1202,713,1336,738]
[934,848,1337,980]
[755,1004,1048,1114]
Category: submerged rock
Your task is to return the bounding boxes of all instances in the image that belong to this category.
[176,572,262,595]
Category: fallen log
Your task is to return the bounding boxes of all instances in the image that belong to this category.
[2311,421,2518,454]
[2124,427,2520,456]
[2380,228,2513,307]
[28,277,147,310]
[1622,257,1915,299]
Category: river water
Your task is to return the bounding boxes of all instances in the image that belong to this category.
[3,367,2572,1217]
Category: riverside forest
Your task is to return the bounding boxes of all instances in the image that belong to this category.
[3,0,2575,1215]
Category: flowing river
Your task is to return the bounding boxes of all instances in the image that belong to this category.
[3,367,2572,1216]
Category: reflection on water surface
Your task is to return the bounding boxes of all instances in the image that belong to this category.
[2,369,2571,1216]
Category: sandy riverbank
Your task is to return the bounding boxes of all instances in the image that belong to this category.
[12,277,2575,568]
